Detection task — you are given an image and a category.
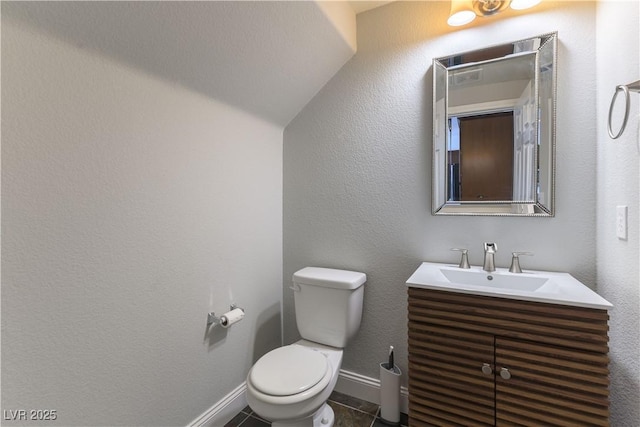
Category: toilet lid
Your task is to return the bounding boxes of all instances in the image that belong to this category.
[250,345,329,396]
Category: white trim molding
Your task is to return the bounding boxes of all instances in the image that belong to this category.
[334,369,409,415]
[188,370,409,427]
[188,382,247,427]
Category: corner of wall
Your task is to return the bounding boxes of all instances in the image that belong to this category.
[314,0,357,54]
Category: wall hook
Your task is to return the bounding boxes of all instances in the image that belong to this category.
[608,79,640,139]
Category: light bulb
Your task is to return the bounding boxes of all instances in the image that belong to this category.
[448,0,476,26]
[448,10,476,26]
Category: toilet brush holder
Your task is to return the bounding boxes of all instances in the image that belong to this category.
[379,362,401,425]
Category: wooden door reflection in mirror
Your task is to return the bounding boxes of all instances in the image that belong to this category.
[448,112,514,201]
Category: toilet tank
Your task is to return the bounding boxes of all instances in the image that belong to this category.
[292,267,366,348]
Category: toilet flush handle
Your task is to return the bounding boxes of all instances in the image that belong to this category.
[289,284,301,292]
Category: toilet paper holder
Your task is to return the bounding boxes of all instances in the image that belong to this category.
[207,304,245,328]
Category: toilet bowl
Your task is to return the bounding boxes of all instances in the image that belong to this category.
[246,340,343,427]
[245,267,366,427]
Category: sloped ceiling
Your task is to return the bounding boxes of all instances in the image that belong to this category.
[348,1,394,14]
[2,1,357,126]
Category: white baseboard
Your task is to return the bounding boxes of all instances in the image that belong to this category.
[188,369,409,427]
[188,382,247,427]
[335,369,409,415]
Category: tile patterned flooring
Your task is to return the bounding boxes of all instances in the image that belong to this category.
[224,391,409,427]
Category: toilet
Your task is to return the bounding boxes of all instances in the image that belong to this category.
[246,267,366,427]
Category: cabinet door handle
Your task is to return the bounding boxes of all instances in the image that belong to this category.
[499,367,511,380]
[481,363,493,375]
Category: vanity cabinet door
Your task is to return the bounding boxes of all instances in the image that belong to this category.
[495,337,610,426]
[408,300,495,426]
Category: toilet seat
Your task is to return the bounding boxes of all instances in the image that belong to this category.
[250,345,329,396]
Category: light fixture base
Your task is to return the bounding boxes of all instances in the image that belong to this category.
[472,0,510,16]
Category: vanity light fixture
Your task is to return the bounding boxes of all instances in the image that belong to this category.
[447,0,542,27]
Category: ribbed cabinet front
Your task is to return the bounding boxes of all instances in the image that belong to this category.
[407,287,610,427]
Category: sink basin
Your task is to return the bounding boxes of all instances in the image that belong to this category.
[440,268,549,291]
[406,262,612,310]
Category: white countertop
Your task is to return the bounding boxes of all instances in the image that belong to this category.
[406,262,613,310]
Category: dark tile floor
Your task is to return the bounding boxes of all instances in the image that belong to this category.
[224,391,408,427]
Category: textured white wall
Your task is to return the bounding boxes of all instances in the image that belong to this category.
[284,0,599,390]
[596,1,640,425]
[2,20,282,426]
[1,1,356,127]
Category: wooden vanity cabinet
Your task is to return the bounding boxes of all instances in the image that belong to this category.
[408,287,610,427]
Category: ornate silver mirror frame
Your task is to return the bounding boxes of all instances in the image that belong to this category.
[432,32,557,216]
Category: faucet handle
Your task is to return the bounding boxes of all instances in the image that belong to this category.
[451,248,471,269]
[509,252,533,273]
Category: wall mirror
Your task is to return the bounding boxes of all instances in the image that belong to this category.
[432,32,557,216]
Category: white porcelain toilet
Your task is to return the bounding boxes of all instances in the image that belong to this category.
[246,267,366,427]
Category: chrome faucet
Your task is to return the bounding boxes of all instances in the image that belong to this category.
[509,251,533,273]
[451,248,470,269]
[483,243,497,272]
